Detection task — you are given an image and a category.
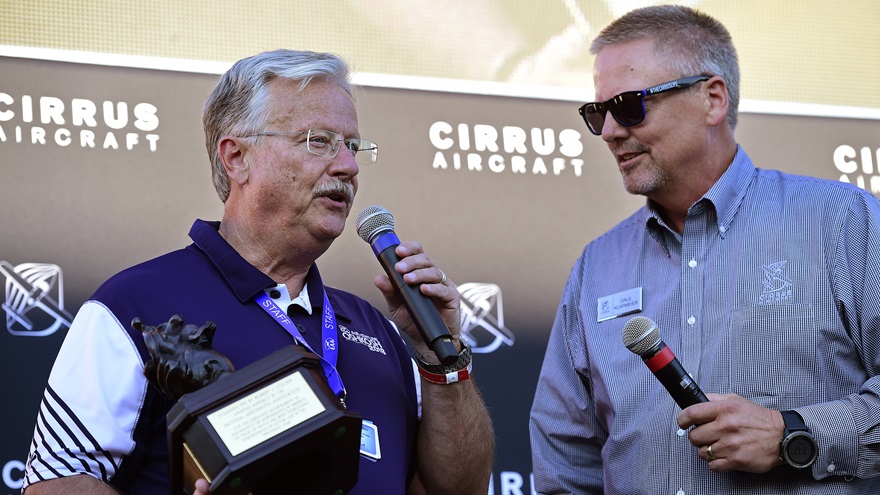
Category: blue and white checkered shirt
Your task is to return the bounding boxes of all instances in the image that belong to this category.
[530,146,880,494]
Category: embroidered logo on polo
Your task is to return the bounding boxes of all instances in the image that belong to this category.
[340,324,386,355]
[1,260,73,337]
[759,260,793,304]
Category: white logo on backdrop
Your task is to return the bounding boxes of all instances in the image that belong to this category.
[3,459,24,490]
[457,283,515,353]
[834,144,880,195]
[0,261,73,337]
[428,121,586,178]
[0,93,160,151]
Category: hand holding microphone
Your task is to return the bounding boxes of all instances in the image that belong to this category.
[622,316,708,409]
[623,317,798,472]
[356,205,460,365]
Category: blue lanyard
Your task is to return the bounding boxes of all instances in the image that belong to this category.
[255,289,346,406]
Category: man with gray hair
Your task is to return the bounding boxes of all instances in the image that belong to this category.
[23,49,494,495]
[530,5,880,494]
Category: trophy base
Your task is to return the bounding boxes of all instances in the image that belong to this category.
[167,345,362,495]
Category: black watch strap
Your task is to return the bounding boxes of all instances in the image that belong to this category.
[780,410,818,469]
[416,341,472,374]
[781,410,809,434]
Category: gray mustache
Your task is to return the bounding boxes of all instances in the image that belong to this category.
[313,179,355,204]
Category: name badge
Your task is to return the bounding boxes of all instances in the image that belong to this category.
[597,287,643,322]
[360,419,381,461]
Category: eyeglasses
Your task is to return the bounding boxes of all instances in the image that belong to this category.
[241,128,378,166]
[578,75,711,136]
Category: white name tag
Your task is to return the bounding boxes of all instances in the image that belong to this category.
[597,287,643,322]
[360,419,381,461]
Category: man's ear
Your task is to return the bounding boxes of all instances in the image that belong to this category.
[218,136,250,185]
[704,76,729,127]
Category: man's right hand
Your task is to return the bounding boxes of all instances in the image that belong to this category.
[194,479,211,495]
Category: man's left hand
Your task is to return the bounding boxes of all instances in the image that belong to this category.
[678,393,786,473]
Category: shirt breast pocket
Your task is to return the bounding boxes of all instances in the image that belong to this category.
[728,304,818,408]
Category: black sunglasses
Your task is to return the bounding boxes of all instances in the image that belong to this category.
[578,75,711,135]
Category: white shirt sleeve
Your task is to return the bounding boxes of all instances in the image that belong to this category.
[388,319,422,419]
[23,300,149,488]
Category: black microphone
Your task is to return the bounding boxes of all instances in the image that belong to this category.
[622,316,708,409]
[355,205,459,365]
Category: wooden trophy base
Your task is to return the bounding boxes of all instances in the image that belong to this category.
[167,345,362,495]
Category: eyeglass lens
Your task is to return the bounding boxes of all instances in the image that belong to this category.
[306,129,377,166]
[581,92,646,135]
[579,76,711,135]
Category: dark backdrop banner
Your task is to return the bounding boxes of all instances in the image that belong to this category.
[1,55,878,495]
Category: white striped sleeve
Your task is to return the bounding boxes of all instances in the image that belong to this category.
[23,300,149,488]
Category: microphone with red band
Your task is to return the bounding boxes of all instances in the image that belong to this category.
[622,316,708,409]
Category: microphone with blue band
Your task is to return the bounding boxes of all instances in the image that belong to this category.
[356,205,459,365]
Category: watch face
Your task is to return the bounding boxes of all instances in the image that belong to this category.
[785,433,818,467]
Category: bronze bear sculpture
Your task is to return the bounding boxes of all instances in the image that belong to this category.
[133,314,235,401]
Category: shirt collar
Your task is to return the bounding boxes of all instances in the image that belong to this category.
[643,145,756,240]
[189,220,351,322]
[263,282,312,315]
[700,145,756,237]
[188,220,273,302]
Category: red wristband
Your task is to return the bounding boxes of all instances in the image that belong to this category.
[417,361,472,384]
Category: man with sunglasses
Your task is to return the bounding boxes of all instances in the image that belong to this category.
[22,49,494,495]
[530,5,880,494]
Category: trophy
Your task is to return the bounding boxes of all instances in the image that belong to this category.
[134,315,362,495]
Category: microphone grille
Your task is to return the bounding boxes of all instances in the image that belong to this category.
[355,205,394,243]
[622,316,661,356]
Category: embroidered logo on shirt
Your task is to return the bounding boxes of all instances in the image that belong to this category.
[759,261,793,304]
[340,325,386,355]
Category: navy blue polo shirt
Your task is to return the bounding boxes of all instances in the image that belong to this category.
[26,219,419,494]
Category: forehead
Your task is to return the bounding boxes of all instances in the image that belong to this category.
[593,38,674,100]
[263,77,359,133]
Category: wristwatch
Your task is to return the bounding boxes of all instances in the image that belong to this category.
[416,341,473,384]
[779,410,818,469]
